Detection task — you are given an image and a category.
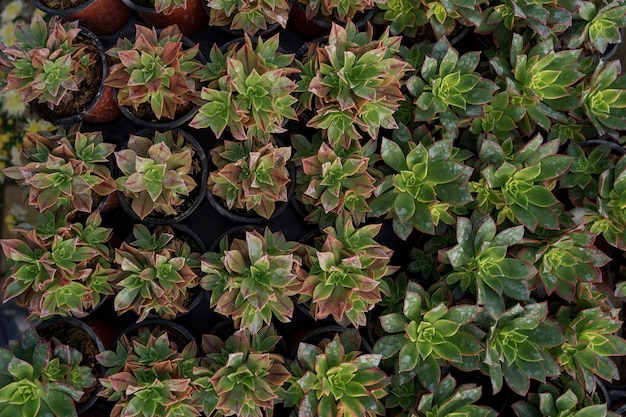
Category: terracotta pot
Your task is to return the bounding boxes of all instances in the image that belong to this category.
[121,0,208,36]
[32,0,133,35]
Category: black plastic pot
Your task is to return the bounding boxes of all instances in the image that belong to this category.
[116,129,208,225]
[35,317,107,415]
[113,318,197,349]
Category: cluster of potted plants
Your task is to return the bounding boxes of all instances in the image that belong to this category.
[2,0,626,415]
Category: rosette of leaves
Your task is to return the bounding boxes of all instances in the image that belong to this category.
[560,142,615,206]
[488,34,584,136]
[189,35,298,142]
[105,24,204,121]
[284,329,389,417]
[513,383,610,417]
[3,127,116,216]
[200,228,301,333]
[479,303,566,396]
[97,326,200,417]
[576,60,626,139]
[297,22,409,148]
[115,130,198,221]
[373,281,484,391]
[518,228,610,302]
[297,0,382,23]
[469,91,525,142]
[0,15,98,110]
[208,139,291,219]
[206,0,290,35]
[113,224,202,322]
[297,216,395,327]
[193,326,290,417]
[477,0,573,48]
[153,0,197,14]
[369,136,473,240]
[412,375,496,417]
[553,305,626,393]
[406,38,497,140]
[292,132,379,227]
[441,216,536,318]
[563,1,626,55]
[372,0,428,37]
[0,210,115,320]
[578,153,626,249]
[472,135,572,231]
[0,328,97,417]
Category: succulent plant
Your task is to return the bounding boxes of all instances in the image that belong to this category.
[560,142,615,206]
[577,60,626,139]
[373,281,484,391]
[113,224,202,322]
[0,210,115,320]
[97,326,200,417]
[513,383,610,417]
[0,328,97,417]
[115,130,200,221]
[208,139,291,219]
[297,216,395,327]
[372,0,428,37]
[441,216,537,318]
[201,228,301,333]
[478,303,565,396]
[292,132,379,227]
[193,326,290,417]
[412,375,497,417]
[370,136,473,240]
[297,22,409,148]
[105,24,204,121]
[488,35,584,136]
[0,16,98,110]
[206,0,291,35]
[297,0,381,23]
[153,0,195,14]
[469,91,525,141]
[564,1,626,55]
[3,127,116,216]
[472,135,572,232]
[553,305,626,393]
[189,34,298,142]
[284,328,389,417]
[406,38,498,140]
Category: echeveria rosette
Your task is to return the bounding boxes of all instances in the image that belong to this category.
[553,306,626,393]
[0,328,97,417]
[190,34,298,142]
[115,131,198,221]
[293,133,379,227]
[473,135,572,232]
[560,142,615,207]
[480,303,565,396]
[518,229,610,302]
[370,137,473,240]
[105,24,204,121]
[3,129,117,216]
[112,224,202,322]
[0,211,115,321]
[563,1,626,55]
[406,38,498,140]
[442,216,536,319]
[297,22,409,149]
[0,16,96,109]
[488,35,584,136]
[373,281,484,391]
[284,329,389,417]
[200,228,301,334]
[414,375,497,417]
[206,0,290,35]
[372,0,428,37]
[513,385,610,417]
[577,60,626,139]
[297,217,394,327]
[194,326,290,417]
[97,327,200,417]
[469,91,525,141]
[208,140,291,219]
